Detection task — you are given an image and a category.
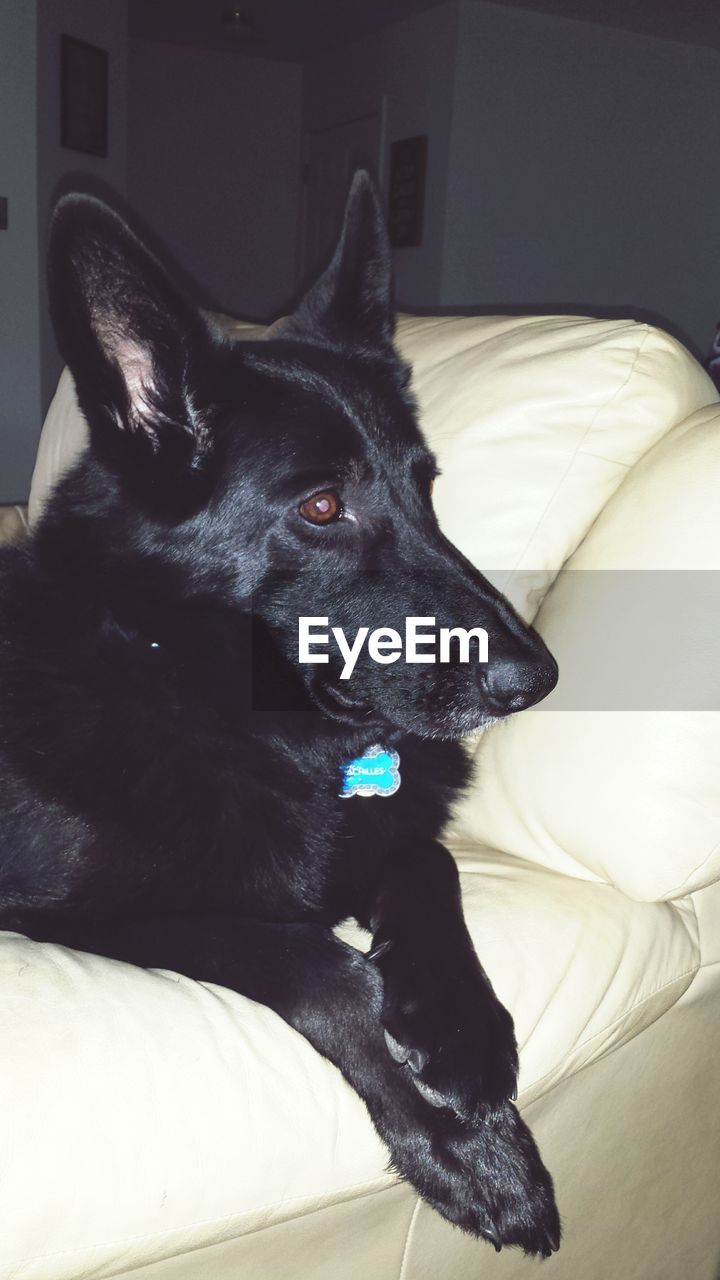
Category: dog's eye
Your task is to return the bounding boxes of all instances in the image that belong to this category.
[298,489,342,525]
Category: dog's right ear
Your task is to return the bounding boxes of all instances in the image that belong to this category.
[282,170,394,353]
[48,195,212,489]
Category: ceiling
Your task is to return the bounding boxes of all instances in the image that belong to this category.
[128,0,446,60]
[129,0,720,61]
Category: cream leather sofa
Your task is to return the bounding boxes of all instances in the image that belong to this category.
[2,313,719,1280]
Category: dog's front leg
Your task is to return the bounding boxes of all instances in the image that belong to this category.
[358,839,520,1121]
[24,911,558,1254]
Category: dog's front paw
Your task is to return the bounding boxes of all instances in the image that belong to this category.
[391,1096,561,1257]
[375,942,518,1118]
[459,1100,561,1256]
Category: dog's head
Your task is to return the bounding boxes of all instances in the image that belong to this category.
[45,173,557,738]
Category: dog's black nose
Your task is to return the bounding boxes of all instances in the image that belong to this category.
[483,655,558,715]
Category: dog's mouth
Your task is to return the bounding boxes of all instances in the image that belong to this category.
[308,678,501,740]
[309,681,380,728]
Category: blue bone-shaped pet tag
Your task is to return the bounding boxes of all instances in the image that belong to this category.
[340,744,401,799]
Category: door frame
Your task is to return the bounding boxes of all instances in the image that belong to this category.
[297,96,388,287]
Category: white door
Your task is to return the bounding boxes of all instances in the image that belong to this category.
[301,107,386,281]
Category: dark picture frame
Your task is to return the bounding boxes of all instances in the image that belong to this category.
[60,34,108,158]
[388,136,428,248]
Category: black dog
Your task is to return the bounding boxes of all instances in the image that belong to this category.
[0,173,560,1255]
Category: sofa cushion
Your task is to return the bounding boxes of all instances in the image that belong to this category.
[395,314,715,618]
[451,404,720,901]
[0,853,697,1279]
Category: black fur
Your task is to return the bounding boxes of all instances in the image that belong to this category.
[0,172,560,1255]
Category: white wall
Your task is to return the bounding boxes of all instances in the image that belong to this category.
[128,41,302,321]
[441,0,720,357]
[0,1,42,502]
[304,2,460,307]
[37,0,129,414]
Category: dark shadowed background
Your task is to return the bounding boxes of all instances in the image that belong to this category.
[2,0,720,501]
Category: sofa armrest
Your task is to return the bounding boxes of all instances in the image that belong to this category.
[450,404,720,902]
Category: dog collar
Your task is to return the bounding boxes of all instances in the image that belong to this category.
[340,745,401,798]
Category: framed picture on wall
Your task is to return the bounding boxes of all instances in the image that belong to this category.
[60,34,109,158]
[388,136,428,248]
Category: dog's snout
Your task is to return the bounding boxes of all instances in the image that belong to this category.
[482,652,558,716]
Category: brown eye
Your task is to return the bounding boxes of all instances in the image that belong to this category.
[298,489,342,525]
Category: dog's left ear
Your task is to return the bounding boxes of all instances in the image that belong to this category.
[48,194,212,491]
[284,170,394,351]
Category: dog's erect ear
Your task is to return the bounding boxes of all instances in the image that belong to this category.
[284,170,394,351]
[48,195,211,484]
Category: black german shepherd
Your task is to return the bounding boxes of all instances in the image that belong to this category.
[0,173,560,1255]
